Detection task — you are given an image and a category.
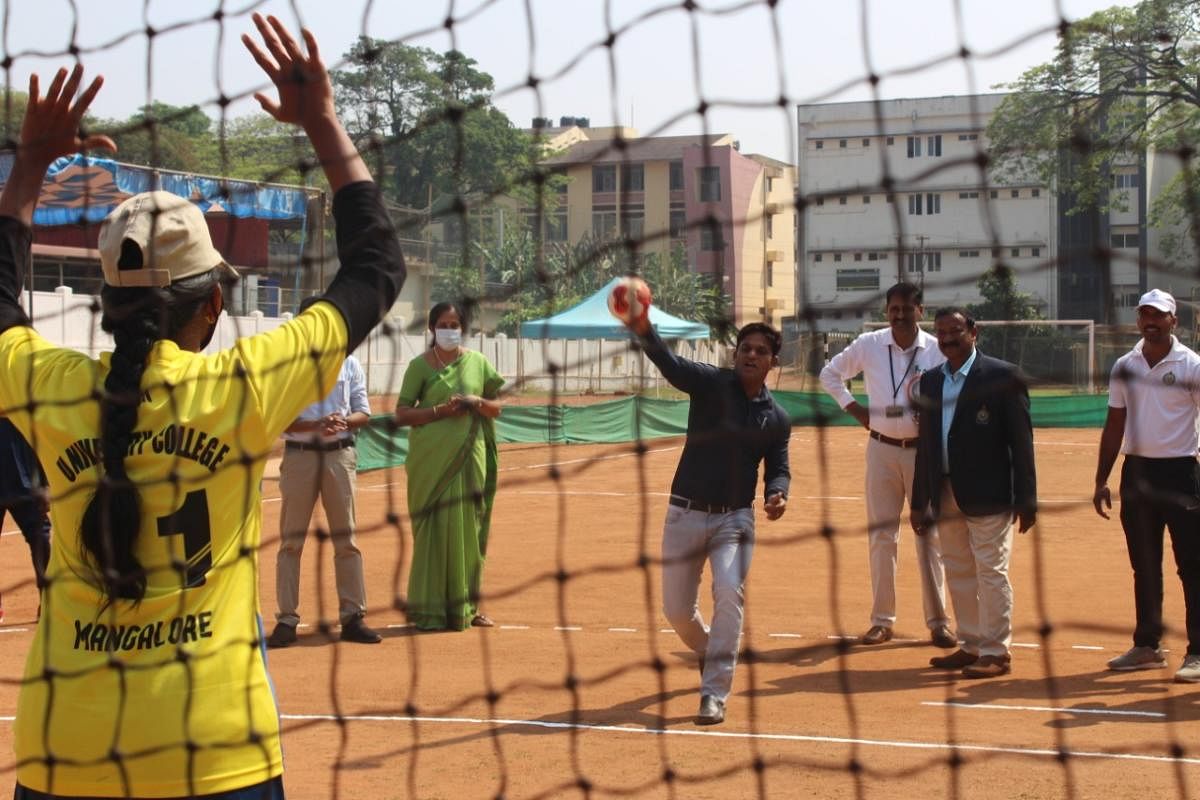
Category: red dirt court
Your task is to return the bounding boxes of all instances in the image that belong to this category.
[2,426,1200,799]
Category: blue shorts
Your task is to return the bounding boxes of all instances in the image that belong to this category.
[14,776,285,800]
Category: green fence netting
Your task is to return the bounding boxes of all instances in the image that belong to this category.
[355,392,1109,472]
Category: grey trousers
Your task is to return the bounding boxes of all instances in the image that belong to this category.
[660,504,755,702]
[275,445,367,626]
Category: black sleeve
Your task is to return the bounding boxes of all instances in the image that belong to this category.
[1005,368,1038,515]
[0,217,32,337]
[319,181,406,354]
[638,326,719,395]
[910,372,934,519]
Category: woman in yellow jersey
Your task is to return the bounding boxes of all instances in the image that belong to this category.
[0,15,404,800]
[394,302,504,630]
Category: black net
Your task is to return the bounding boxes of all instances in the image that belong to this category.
[0,2,1199,799]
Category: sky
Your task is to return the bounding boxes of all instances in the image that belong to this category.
[0,0,1140,163]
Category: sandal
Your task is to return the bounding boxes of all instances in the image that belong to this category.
[470,613,495,627]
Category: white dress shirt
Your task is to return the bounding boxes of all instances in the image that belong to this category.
[819,326,945,439]
[282,355,370,444]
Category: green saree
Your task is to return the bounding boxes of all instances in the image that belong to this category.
[398,350,504,630]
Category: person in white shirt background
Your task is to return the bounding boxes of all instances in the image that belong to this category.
[268,295,381,648]
[819,282,955,649]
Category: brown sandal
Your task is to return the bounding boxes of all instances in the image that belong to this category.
[470,613,495,627]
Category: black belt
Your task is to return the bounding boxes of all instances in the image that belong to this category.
[869,430,918,449]
[286,439,354,452]
[668,496,746,514]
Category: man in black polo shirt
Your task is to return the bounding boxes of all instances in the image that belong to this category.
[626,312,791,726]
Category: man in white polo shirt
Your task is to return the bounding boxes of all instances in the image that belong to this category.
[820,282,954,648]
[1094,289,1200,682]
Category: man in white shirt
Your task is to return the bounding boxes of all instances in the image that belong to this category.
[1094,289,1200,681]
[267,297,380,647]
[819,282,954,648]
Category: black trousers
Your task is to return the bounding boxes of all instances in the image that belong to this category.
[14,775,284,799]
[1119,456,1200,654]
[0,496,50,589]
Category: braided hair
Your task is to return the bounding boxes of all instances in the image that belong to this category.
[80,241,224,604]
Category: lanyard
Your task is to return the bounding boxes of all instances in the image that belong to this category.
[888,344,920,402]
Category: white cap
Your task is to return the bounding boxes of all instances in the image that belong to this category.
[1137,288,1176,315]
[98,192,238,288]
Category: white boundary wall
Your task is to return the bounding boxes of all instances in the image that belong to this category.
[21,287,725,396]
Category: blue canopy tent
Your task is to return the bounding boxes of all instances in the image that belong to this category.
[519,277,711,339]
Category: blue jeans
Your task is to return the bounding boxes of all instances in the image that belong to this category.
[660,504,755,701]
[14,776,285,800]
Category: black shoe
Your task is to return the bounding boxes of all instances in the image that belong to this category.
[930,625,958,649]
[696,695,725,726]
[930,648,978,670]
[860,625,893,645]
[267,622,297,649]
[340,617,382,644]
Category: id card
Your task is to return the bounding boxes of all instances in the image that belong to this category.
[884,405,905,418]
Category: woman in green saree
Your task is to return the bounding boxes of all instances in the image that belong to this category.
[394,302,504,630]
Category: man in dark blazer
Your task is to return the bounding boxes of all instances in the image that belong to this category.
[0,417,50,622]
[910,307,1037,678]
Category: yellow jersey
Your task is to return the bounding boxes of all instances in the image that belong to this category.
[1,302,347,797]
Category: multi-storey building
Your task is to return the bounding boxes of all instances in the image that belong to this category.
[795,94,1056,331]
[537,122,797,328]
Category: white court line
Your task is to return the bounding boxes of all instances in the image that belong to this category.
[1012,642,1040,649]
[827,635,856,641]
[0,628,29,634]
[385,624,410,629]
[608,627,637,633]
[922,700,1165,719]
[769,633,803,639]
[660,628,674,634]
[277,712,1200,765]
[1073,645,1105,651]
[554,626,581,632]
[500,625,530,630]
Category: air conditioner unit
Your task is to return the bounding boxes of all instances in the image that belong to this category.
[766,298,785,310]
[766,250,785,262]
[765,202,782,215]
[765,166,784,179]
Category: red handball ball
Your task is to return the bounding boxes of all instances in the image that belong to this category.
[607,276,652,324]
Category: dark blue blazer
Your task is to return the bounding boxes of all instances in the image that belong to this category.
[911,351,1037,519]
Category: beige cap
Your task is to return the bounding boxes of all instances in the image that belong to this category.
[99,191,238,288]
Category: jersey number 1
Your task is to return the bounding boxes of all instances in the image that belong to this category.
[156,489,213,588]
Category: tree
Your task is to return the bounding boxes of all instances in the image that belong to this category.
[331,38,540,209]
[94,102,215,172]
[968,265,1042,321]
[987,0,1200,262]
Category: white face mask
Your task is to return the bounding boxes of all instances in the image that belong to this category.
[434,328,462,349]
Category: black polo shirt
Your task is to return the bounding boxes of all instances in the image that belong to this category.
[641,329,791,509]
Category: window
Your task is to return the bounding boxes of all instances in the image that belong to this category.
[1031,188,1040,198]
[766,263,775,287]
[698,166,721,202]
[551,167,568,194]
[621,163,644,192]
[907,136,921,158]
[765,177,774,193]
[906,252,941,273]
[546,211,568,242]
[926,193,941,214]
[862,138,870,147]
[908,194,923,216]
[992,247,1003,258]
[927,134,942,156]
[1111,232,1140,248]
[1031,247,1041,257]
[886,194,894,203]
[833,253,842,262]
[816,197,825,206]
[700,221,724,251]
[1011,189,1020,198]
[862,195,871,204]
[592,206,617,238]
[854,253,863,261]
[814,253,823,262]
[886,136,895,145]
[958,133,978,141]
[990,190,999,199]
[815,140,824,150]
[765,213,774,242]
[836,268,880,291]
[959,191,979,199]
[1011,247,1020,258]
[839,139,847,148]
[669,207,686,239]
[621,207,645,240]
[839,196,848,205]
[958,250,980,258]
[592,165,616,192]
[1112,173,1137,189]
[669,161,684,190]
[868,252,879,261]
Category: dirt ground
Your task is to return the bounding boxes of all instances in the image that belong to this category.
[3,425,1200,799]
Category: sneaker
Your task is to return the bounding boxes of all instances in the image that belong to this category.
[1106,645,1167,672]
[339,616,382,644]
[266,622,297,649]
[1175,654,1200,683]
